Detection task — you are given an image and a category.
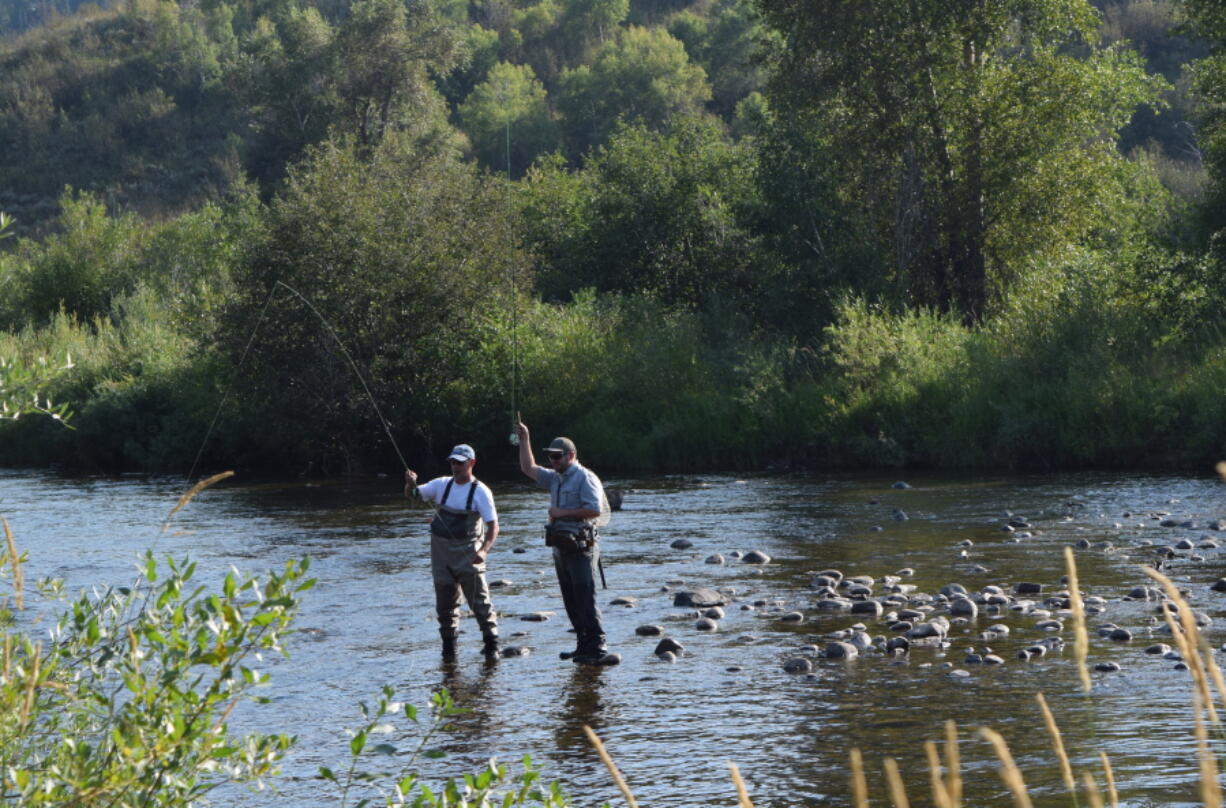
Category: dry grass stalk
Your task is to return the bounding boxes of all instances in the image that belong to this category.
[924,741,953,808]
[850,748,868,808]
[18,642,40,728]
[944,719,961,808]
[1145,567,1219,723]
[582,725,639,808]
[1192,690,1224,808]
[3,633,10,680]
[1035,693,1075,794]
[1098,751,1119,808]
[1063,547,1090,692]
[728,763,754,808]
[163,471,235,531]
[884,757,910,808]
[978,728,1034,808]
[3,517,23,611]
[1082,771,1105,808]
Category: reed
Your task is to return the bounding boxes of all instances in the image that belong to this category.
[850,748,868,808]
[582,725,639,808]
[1064,546,1090,692]
[163,470,235,530]
[1192,689,1223,808]
[3,517,23,611]
[883,757,910,808]
[944,719,962,808]
[1035,693,1076,795]
[1145,567,1220,722]
[924,740,953,808]
[1082,771,1105,808]
[18,642,40,729]
[1098,751,1119,808]
[978,728,1034,808]
[728,762,754,808]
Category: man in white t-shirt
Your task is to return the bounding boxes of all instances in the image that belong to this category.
[405,444,500,659]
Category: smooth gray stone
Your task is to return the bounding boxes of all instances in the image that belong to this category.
[816,569,845,582]
[501,645,530,657]
[892,481,911,489]
[742,550,772,564]
[949,598,978,618]
[1025,645,1048,658]
[512,547,528,554]
[1075,539,1092,549]
[886,636,910,654]
[1015,582,1043,595]
[657,650,676,663]
[811,575,839,589]
[893,510,909,521]
[520,611,555,622]
[695,618,719,631]
[783,657,814,673]
[846,584,874,598]
[815,598,853,612]
[906,622,946,640]
[726,665,743,672]
[610,596,637,606]
[489,579,514,588]
[1176,539,1195,550]
[673,588,727,608]
[1108,628,1133,642]
[983,654,1005,665]
[654,638,684,656]
[1095,661,1122,672]
[850,600,884,617]
[1212,578,1226,593]
[705,554,725,565]
[940,584,968,598]
[824,641,859,659]
[670,538,694,550]
[1035,619,1063,631]
[635,624,664,637]
[1144,643,1171,655]
[703,607,725,620]
[779,611,805,623]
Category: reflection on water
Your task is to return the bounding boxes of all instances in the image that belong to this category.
[1,468,1224,806]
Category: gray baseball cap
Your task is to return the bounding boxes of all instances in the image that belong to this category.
[543,437,576,454]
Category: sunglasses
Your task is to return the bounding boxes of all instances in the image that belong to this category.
[449,458,469,465]
[546,452,565,461]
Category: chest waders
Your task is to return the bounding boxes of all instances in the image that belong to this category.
[550,476,607,590]
[431,479,482,539]
[428,478,498,655]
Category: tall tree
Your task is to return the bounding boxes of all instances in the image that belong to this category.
[757,0,1162,323]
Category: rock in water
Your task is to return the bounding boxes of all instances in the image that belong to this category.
[742,550,771,564]
[673,588,727,608]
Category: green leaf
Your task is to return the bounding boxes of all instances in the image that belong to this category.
[319,766,338,782]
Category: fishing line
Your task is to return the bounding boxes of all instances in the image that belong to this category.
[187,283,279,483]
[272,280,410,472]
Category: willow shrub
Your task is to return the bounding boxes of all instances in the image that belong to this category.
[457,290,790,472]
[805,253,1226,471]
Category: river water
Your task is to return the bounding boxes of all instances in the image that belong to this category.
[2,468,1225,806]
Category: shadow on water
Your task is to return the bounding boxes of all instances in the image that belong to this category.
[2,468,1225,806]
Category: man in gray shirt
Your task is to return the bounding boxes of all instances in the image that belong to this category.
[515,417,616,665]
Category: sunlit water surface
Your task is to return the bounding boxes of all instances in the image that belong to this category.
[2,468,1225,807]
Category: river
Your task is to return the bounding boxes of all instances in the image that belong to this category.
[1,468,1223,806]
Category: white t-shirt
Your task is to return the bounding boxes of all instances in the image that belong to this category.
[417,477,497,524]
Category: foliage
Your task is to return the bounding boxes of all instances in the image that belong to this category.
[556,25,710,154]
[220,136,529,473]
[757,0,1166,323]
[520,117,763,310]
[321,686,571,807]
[458,61,558,176]
[0,543,312,806]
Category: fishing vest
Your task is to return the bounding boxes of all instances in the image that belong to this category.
[430,479,484,540]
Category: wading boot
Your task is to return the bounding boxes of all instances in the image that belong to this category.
[558,649,580,660]
[440,631,457,660]
[482,635,500,659]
